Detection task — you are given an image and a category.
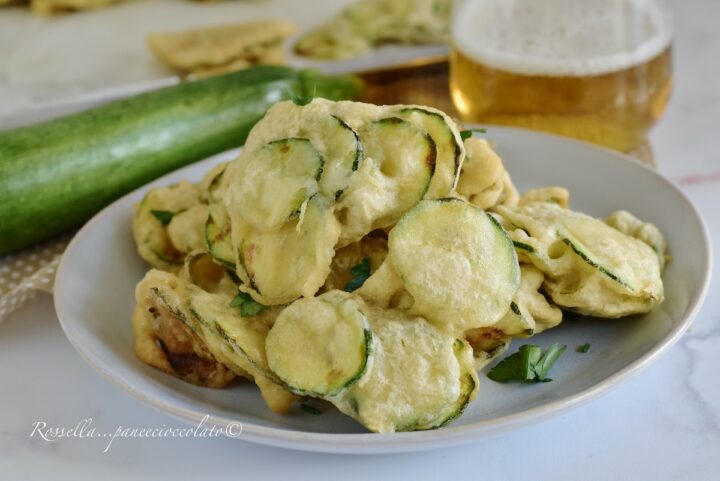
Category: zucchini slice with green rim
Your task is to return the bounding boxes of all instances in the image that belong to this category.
[135,270,238,371]
[227,137,323,232]
[232,101,364,200]
[389,198,519,335]
[561,235,633,290]
[132,181,201,271]
[363,117,436,205]
[180,250,238,296]
[409,339,479,430]
[166,203,209,255]
[187,287,276,380]
[494,301,535,337]
[237,194,342,305]
[498,202,663,307]
[396,107,463,199]
[493,202,664,316]
[559,213,661,293]
[605,210,668,271]
[336,117,436,245]
[205,202,235,269]
[265,291,373,397]
[206,165,226,204]
[332,307,475,433]
[317,115,363,199]
[436,369,478,427]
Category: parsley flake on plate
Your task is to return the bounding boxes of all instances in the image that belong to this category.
[487,343,566,383]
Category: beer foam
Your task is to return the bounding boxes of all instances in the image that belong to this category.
[454,0,673,76]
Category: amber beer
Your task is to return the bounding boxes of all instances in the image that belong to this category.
[450,0,673,152]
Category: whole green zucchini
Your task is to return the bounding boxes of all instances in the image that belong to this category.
[0,66,362,255]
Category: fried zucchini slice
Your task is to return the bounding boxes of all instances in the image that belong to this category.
[266,291,374,397]
[201,163,227,204]
[395,106,464,198]
[236,194,341,305]
[134,271,238,388]
[389,198,519,335]
[228,100,365,200]
[494,202,664,317]
[424,339,478,429]
[131,303,236,388]
[605,210,668,271]
[167,203,209,255]
[457,137,518,209]
[496,264,562,336]
[317,115,364,199]
[336,117,436,245]
[226,138,323,232]
[135,270,294,413]
[187,289,275,380]
[185,290,295,413]
[179,250,238,297]
[361,116,436,207]
[464,326,512,370]
[205,202,235,269]
[147,20,296,72]
[292,0,450,60]
[132,181,202,271]
[465,264,562,369]
[333,306,478,433]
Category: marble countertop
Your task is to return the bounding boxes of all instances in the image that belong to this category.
[1,0,719,479]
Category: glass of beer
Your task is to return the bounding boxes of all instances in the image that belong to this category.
[450,0,673,153]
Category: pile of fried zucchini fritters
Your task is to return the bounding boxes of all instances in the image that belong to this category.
[132,99,667,433]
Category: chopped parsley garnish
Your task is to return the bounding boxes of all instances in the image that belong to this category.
[150,209,175,226]
[487,343,566,383]
[459,128,487,141]
[344,256,371,292]
[229,292,266,317]
[577,343,591,353]
[300,403,322,415]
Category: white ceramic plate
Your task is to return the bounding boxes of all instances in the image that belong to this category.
[54,127,712,454]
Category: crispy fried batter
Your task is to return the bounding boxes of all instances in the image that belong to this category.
[132,302,237,389]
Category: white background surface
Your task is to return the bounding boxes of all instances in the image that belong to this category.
[1,0,719,479]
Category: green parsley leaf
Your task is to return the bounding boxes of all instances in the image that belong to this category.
[486,350,522,383]
[533,343,566,381]
[229,292,250,308]
[459,128,488,141]
[344,257,371,292]
[519,345,543,381]
[577,343,591,353]
[229,292,266,317]
[300,403,322,415]
[487,343,566,383]
[150,210,175,226]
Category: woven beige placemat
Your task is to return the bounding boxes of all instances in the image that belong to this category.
[0,236,70,321]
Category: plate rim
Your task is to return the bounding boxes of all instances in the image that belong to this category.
[53,126,713,454]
